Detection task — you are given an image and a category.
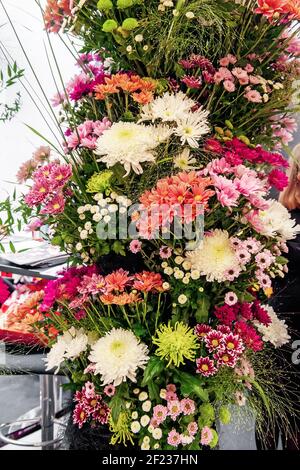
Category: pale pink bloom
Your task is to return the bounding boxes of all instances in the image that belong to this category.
[255,249,275,269]
[80,137,98,149]
[167,400,182,421]
[242,237,262,254]
[84,381,95,399]
[239,76,249,85]
[84,363,96,374]
[244,210,265,233]
[249,75,261,85]
[219,57,230,67]
[166,383,176,393]
[235,173,265,197]
[282,116,297,133]
[167,429,181,447]
[159,246,172,259]
[180,398,196,416]
[26,218,43,232]
[166,390,178,401]
[224,266,241,282]
[153,405,168,424]
[232,67,248,80]
[16,159,37,183]
[129,240,142,254]
[255,270,272,289]
[248,194,270,210]
[200,426,213,446]
[236,248,251,265]
[33,146,51,163]
[245,63,254,73]
[51,91,67,107]
[104,384,116,397]
[244,89,263,103]
[212,175,240,207]
[273,127,294,145]
[187,421,198,436]
[225,291,238,306]
[227,54,237,64]
[223,79,236,92]
[205,157,232,175]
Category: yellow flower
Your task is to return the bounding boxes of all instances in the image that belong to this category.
[152,322,199,367]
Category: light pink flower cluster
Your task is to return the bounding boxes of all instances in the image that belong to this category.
[24,162,72,215]
[270,115,298,148]
[151,384,198,448]
[73,381,110,429]
[202,158,269,210]
[235,357,255,390]
[16,146,51,184]
[64,118,111,151]
[195,325,245,377]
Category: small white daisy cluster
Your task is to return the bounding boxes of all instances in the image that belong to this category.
[158,0,174,12]
[75,192,132,262]
[130,388,161,450]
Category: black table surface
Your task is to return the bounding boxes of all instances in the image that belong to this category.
[0,257,65,280]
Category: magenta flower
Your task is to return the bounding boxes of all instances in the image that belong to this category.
[40,192,66,215]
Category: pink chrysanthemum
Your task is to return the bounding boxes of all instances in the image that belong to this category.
[200,426,214,446]
[214,350,237,368]
[167,400,182,421]
[167,429,181,447]
[153,404,168,424]
[194,323,212,340]
[205,330,225,352]
[180,398,196,416]
[187,421,198,436]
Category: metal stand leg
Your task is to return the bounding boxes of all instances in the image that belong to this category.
[40,375,55,450]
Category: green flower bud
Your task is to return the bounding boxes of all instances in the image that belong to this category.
[219,406,231,425]
[199,403,215,425]
[239,135,250,146]
[86,170,113,193]
[122,18,139,31]
[102,19,118,33]
[209,429,219,449]
[117,0,134,8]
[97,0,113,10]
[225,119,234,130]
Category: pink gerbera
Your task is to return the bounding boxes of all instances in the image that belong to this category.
[196,357,218,377]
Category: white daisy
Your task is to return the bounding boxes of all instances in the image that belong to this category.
[175,109,210,148]
[88,328,149,386]
[173,148,198,170]
[95,122,160,176]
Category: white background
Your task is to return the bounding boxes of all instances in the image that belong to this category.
[0,0,76,199]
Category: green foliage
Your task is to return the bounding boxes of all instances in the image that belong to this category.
[0,62,24,122]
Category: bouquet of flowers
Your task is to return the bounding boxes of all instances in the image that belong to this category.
[2,0,300,450]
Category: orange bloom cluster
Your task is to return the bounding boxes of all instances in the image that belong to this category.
[99,269,164,306]
[137,171,215,238]
[94,73,156,105]
[255,0,300,21]
[44,0,72,33]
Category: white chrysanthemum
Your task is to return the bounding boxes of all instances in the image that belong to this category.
[88,328,149,386]
[174,148,198,170]
[254,305,291,348]
[175,110,210,148]
[186,230,239,282]
[45,340,67,374]
[95,122,161,176]
[45,327,89,373]
[258,200,300,240]
[140,91,196,123]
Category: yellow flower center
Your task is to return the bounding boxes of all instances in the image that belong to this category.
[201,364,209,371]
[53,203,61,210]
[227,342,235,350]
[212,339,219,347]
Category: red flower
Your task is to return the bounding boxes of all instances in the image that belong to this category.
[196,357,218,377]
[214,304,238,325]
[268,169,289,191]
[234,321,264,352]
[252,301,272,326]
[92,403,110,425]
[204,138,223,154]
[214,350,237,368]
[223,333,244,355]
[194,324,212,339]
[204,331,225,353]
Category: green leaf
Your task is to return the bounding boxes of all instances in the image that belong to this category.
[141,356,165,386]
[195,295,210,324]
[147,381,160,401]
[175,371,209,402]
[9,241,16,253]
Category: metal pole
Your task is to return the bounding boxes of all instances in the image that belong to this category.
[40,375,55,450]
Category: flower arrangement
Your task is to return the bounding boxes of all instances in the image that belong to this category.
[2,0,300,450]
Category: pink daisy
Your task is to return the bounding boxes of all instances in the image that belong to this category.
[205,330,225,353]
[223,333,244,355]
[104,384,116,397]
[224,292,238,306]
[167,400,182,421]
[159,245,173,259]
[194,324,212,340]
[167,429,181,447]
[180,398,196,416]
[200,426,214,446]
[214,350,237,368]
[187,421,198,436]
[129,239,142,254]
[153,404,168,424]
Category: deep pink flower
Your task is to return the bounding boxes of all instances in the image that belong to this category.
[196,357,218,377]
[205,330,225,353]
[268,169,289,190]
[182,75,202,89]
[40,192,65,215]
[214,349,237,368]
[194,323,212,339]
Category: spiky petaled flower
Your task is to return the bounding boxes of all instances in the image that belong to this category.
[196,357,218,377]
[86,170,113,193]
[186,230,239,282]
[153,322,199,367]
[89,328,149,386]
[95,122,164,176]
